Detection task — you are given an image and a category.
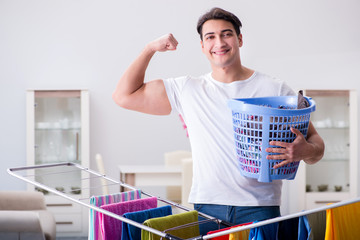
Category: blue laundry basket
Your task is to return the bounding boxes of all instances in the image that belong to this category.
[228,96,316,182]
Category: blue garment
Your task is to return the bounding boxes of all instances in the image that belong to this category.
[249,222,279,240]
[298,215,311,240]
[194,204,280,236]
[121,205,172,240]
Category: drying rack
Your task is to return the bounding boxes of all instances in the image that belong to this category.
[8,162,230,240]
[7,162,360,240]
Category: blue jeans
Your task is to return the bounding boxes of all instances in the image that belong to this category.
[194,204,280,235]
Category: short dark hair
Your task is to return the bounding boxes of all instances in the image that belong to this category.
[197,7,242,40]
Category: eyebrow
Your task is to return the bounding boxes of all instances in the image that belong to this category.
[203,29,234,38]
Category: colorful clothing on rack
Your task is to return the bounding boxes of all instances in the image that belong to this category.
[89,190,141,240]
[229,229,251,240]
[207,228,230,240]
[206,222,252,240]
[248,222,278,240]
[247,216,311,240]
[298,215,311,240]
[141,210,199,240]
[99,196,157,240]
[205,216,311,240]
[121,205,172,240]
[325,201,360,240]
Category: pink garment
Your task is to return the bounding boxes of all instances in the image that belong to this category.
[99,197,157,240]
[89,190,141,240]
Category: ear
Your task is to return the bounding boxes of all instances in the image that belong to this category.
[238,34,243,47]
[200,40,205,53]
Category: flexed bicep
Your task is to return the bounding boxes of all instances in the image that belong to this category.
[124,79,172,115]
[113,33,178,115]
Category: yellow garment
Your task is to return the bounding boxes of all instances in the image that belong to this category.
[325,201,360,240]
[229,229,250,240]
[141,210,199,240]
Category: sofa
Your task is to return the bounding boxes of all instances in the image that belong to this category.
[0,191,56,240]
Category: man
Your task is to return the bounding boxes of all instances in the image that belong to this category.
[113,7,324,232]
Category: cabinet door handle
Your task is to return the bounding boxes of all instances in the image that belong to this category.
[76,132,79,161]
[47,203,73,207]
[56,221,73,225]
[315,200,340,204]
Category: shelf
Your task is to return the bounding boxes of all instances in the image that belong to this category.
[35,160,82,165]
[305,190,349,194]
[305,191,350,197]
[35,128,81,131]
[320,158,349,162]
[315,126,349,130]
[35,188,83,196]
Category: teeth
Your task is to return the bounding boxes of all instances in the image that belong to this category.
[213,50,228,55]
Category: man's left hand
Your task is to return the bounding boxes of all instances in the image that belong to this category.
[265,127,309,169]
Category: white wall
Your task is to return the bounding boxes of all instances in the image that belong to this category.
[1,0,360,214]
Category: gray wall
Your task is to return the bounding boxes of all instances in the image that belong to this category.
[1,0,360,213]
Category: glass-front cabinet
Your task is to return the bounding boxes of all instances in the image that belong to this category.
[302,90,358,210]
[26,90,89,237]
[34,91,83,165]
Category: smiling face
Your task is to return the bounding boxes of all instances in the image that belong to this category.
[201,19,243,70]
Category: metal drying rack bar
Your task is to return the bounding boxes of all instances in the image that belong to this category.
[8,162,360,239]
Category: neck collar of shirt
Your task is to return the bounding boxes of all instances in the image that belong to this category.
[207,71,257,87]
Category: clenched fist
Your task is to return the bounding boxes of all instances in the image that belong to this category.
[147,33,179,52]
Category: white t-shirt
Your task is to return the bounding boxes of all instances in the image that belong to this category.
[163,71,295,206]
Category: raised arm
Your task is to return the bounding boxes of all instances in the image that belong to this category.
[112,34,178,115]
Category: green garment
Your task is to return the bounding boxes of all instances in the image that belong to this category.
[141,210,200,240]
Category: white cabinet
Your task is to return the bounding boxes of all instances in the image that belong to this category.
[292,90,358,211]
[26,90,89,237]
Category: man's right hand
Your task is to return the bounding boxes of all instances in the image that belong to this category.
[147,33,178,52]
